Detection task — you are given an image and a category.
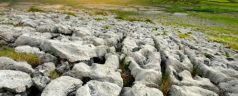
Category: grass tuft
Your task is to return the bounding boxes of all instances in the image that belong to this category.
[103,25,113,29]
[116,15,153,23]
[178,33,194,40]
[119,55,134,87]
[94,10,109,16]
[28,6,45,12]
[0,12,4,15]
[204,53,214,59]
[94,17,107,21]
[166,4,185,13]
[191,64,201,78]
[0,44,4,48]
[49,70,60,79]
[0,48,40,68]
[62,11,77,16]
[160,71,172,96]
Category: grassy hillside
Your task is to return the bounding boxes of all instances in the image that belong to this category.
[2,0,237,13]
[1,0,238,51]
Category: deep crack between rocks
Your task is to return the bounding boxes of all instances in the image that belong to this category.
[28,86,41,96]
[119,55,135,87]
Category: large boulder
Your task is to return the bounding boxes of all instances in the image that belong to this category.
[41,76,83,96]
[126,51,162,86]
[14,32,52,47]
[0,70,32,93]
[67,55,123,87]
[76,80,121,96]
[40,40,97,62]
[0,57,34,74]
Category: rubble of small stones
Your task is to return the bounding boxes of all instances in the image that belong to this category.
[0,8,237,96]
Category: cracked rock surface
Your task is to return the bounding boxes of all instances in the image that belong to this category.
[0,9,237,96]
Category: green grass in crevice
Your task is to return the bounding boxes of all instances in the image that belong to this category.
[49,70,60,79]
[109,10,139,16]
[94,17,107,21]
[191,64,201,78]
[109,10,153,23]
[103,25,113,29]
[160,71,172,96]
[115,15,153,23]
[178,33,194,40]
[0,48,41,68]
[28,7,45,12]
[62,11,77,16]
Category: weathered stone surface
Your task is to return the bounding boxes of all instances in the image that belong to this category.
[14,32,51,47]
[169,85,218,96]
[0,8,238,96]
[76,80,121,96]
[126,50,162,86]
[56,61,70,74]
[121,83,163,96]
[39,53,58,64]
[20,18,38,27]
[35,62,56,76]
[36,24,57,33]
[219,80,238,95]
[40,40,97,62]
[41,76,83,96]
[0,70,32,93]
[67,55,123,87]
[174,70,219,93]
[32,73,51,90]
[15,45,44,55]
[72,27,91,37]
[92,37,106,46]
[56,25,72,35]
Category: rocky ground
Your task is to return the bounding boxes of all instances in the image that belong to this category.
[0,6,238,96]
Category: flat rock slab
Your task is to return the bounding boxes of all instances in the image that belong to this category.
[169,85,218,96]
[122,83,163,96]
[41,40,97,62]
[0,70,32,93]
[41,76,83,96]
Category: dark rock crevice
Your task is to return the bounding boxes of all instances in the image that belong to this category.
[119,55,135,87]
[115,34,126,53]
